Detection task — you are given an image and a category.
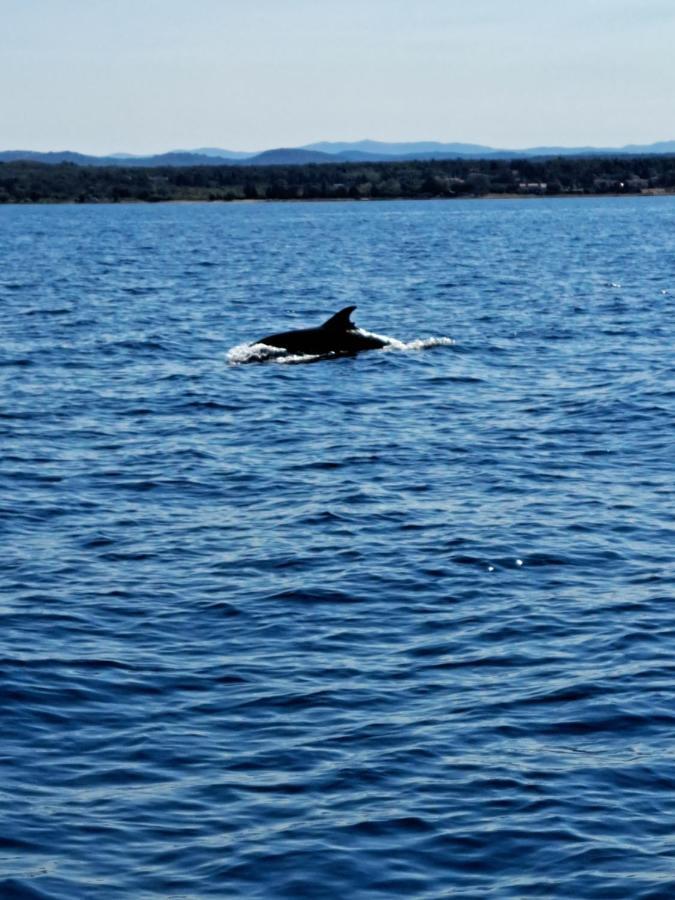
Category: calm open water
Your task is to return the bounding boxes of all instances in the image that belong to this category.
[1,197,674,899]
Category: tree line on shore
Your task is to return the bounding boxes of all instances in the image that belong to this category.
[1,155,675,203]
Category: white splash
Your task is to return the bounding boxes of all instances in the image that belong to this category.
[384,336,456,352]
[359,329,455,353]
[344,328,455,353]
[226,342,287,364]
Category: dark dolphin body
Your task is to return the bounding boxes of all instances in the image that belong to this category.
[253,306,387,356]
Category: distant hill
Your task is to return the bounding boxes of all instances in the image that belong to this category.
[2,140,675,168]
[304,139,675,160]
[619,140,675,155]
[0,149,249,167]
[0,150,106,165]
[304,140,499,156]
[247,148,332,165]
[175,147,257,159]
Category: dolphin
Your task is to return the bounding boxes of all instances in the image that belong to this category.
[253,306,387,356]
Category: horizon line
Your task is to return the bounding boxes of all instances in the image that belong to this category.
[4,136,675,157]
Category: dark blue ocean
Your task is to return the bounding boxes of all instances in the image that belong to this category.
[1,197,674,899]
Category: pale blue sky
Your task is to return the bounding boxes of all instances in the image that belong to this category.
[3,0,674,153]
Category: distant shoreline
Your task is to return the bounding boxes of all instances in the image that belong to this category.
[3,190,675,206]
[2,155,674,204]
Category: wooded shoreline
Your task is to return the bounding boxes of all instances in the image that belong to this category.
[2,155,675,204]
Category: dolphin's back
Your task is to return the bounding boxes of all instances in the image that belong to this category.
[257,326,326,352]
[254,306,386,355]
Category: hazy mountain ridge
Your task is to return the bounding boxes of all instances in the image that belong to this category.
[303,140,501,156]
[2,140,675,168]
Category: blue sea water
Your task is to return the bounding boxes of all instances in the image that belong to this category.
[1,196,674,899]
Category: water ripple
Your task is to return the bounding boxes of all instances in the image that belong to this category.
[1,198,675,898]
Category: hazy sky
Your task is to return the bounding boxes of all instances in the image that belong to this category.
[3,0,674,153]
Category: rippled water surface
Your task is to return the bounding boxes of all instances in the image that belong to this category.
[2,197,675,898]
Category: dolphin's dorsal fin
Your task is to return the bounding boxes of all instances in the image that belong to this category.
[321,306,357,331]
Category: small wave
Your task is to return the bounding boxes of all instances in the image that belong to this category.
[108,338,165,351]
[0,878,58,899]
[23,307,72,317]
[0,357,33,367]
[269,587,362,603]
